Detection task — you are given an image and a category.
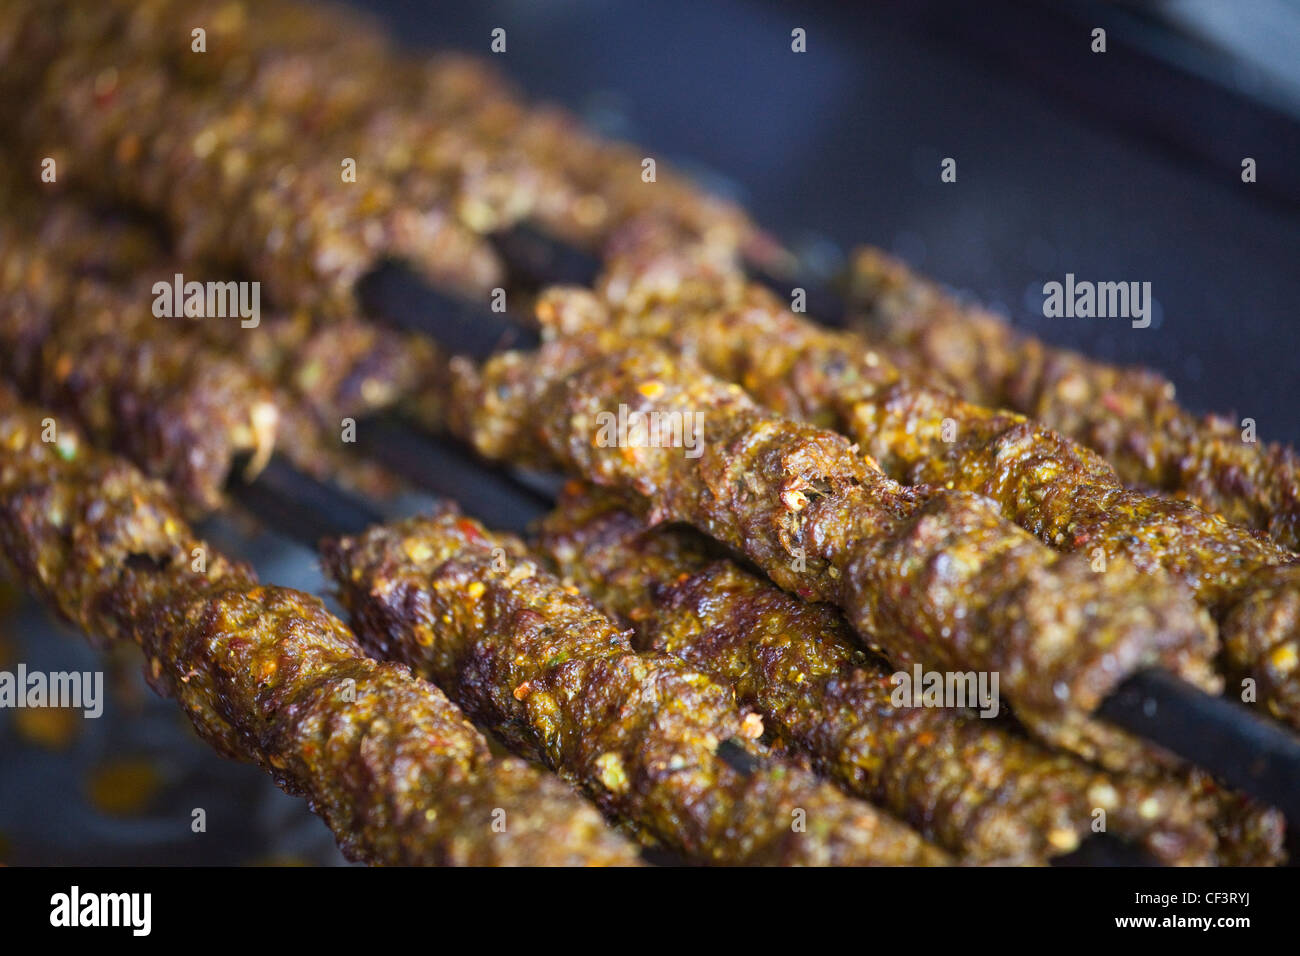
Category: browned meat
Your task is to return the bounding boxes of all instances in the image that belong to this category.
[0,387,640,866]
[530,224,1300,729]
[846,246,1300,552]
[445,335,1221,770]
[322,508,954,865]
[535,484,1271,865]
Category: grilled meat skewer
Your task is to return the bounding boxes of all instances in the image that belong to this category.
[0,387,641,866]
[10,188,1300,816]
[3,0,766,317]
[321,508,954,866]
[1,218,950,867]
[6,206,1288,857]
[17,0,1289,590]
[534,484,1268,864]
[2,0,1289,868]
[530,224,1300,729]
[239,422,1286,866]
[1,225,1271,864]
[846,247,1300,552]
[442,333,1221,770]
[0,198,432,512]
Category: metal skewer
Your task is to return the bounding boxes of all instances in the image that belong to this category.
[483,223,849,323]
[363,222,849,337]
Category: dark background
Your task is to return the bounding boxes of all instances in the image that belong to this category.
[3,0,1297,864]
